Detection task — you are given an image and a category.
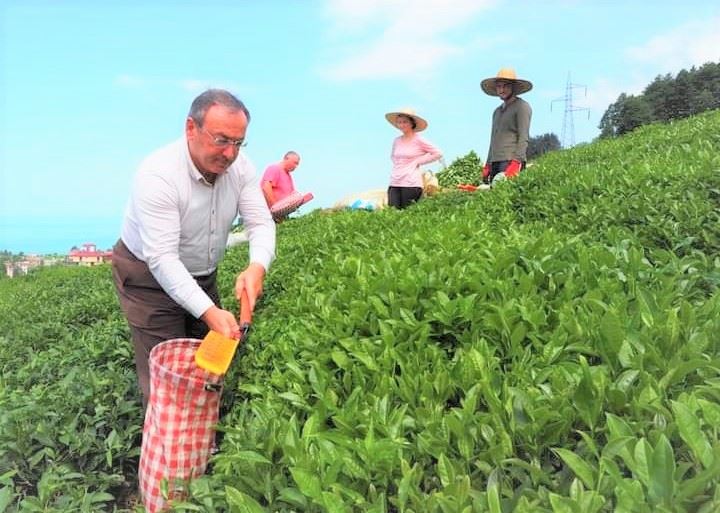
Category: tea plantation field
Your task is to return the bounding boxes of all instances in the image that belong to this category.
[1,110,719,512]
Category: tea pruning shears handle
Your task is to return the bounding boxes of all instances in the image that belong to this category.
[238,289,252,341]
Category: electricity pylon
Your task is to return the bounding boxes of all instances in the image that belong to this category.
[551,72,590,148]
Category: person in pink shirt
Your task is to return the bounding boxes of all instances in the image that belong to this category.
[261,151,300,208]
[385,108,443,209]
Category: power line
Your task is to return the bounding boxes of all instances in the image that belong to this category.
[551,72,590,148]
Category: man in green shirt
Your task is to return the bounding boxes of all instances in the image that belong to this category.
[481,68,533,184]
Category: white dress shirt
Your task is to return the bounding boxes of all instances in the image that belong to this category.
[121,137,276,318]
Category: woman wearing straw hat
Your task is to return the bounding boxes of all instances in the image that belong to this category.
[481,68,533,184]
[385,107,443,209]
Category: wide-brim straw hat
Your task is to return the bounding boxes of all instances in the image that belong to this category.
[385,107,428,132]
[481,68,533,96]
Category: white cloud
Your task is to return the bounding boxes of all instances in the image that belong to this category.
[114,74,146,88]
[113,75,250,95]
[626,16,720,72]
[321,0,496,81]
[179,79,215,93]
[583,15,719,127]
[584,78,634,113]
[325,38,461,80]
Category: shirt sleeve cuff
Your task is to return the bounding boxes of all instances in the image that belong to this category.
[249,248,274,272]
[186,292,215,320]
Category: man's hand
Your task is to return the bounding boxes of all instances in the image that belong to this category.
[201,305,240,339]
[482,163,490,183]
[505,160,522,178]
[235,262,266,313]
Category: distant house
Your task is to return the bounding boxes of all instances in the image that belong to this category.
[68,243,113,267]
[4,255,45,278]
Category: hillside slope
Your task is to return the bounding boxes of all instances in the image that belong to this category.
[208,111,720,512]
[1,110,719,512]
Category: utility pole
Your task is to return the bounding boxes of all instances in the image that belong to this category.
[551,72,590,148]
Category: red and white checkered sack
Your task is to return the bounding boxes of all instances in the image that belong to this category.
[270,191,314,221]
[139,339,224,513]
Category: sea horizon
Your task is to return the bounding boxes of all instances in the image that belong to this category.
[0,217,121,256]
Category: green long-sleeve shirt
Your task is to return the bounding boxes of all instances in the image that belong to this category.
[486,97,532,163]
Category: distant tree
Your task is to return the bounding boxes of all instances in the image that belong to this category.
[599,60,720,138]
[689,62,720,114]
[667,69,693,120]
[599,94,624,138]
[618,95,654,134]
[527,133,561,159]
[599,93,653,137]
[693,90,717,114]
[644,73,674,121]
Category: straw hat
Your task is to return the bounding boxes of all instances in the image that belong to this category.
[385,107,428,132]
[481,68,533,96]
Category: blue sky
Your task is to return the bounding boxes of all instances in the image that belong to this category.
[1,0,718,254]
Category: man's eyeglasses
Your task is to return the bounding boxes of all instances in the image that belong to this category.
[199,125,247,149]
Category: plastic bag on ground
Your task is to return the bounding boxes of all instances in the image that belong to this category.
[422,171,440,196]
[333,189,388,210]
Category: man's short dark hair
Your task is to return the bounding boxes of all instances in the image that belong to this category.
[188,89,251,126]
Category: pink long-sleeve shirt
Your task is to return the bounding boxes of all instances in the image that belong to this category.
[389,134,442,187]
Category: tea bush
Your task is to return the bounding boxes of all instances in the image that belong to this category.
[1,110,719,512]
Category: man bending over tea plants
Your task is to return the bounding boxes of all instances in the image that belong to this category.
[481,68,533,184]
[261,151,301,208]
[112,89,276,409]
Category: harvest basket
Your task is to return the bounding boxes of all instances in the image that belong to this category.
[139,339,224,513]
[270,191,314,221]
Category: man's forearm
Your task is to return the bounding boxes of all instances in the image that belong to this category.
[261,182,275,206]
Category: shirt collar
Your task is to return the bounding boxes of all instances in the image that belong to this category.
[182,137,216,185]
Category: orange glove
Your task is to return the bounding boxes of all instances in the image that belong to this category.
[505,160,522,178]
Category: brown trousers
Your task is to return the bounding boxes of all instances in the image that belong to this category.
[111,239,220,409]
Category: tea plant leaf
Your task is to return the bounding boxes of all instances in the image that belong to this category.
[225,486,266,513]
[321,491,349,513]
[671,400,714,468]
[573,356,601,430]
[0,486,15,512]
[636,288,655,328]
[599,310,624,357]
[698,399,720,426]
[601,436,633,460]
[633,438,653,488]
[290,467,322,500]
[659,358,714,391]
[552,448,596,489]
[486,468,502,513]
[437,454,455,488]
[648,434,675,506]
[510,322,527,347]
[605,413,633,439]
[614,479,646,513]
[548,492,579,513]
[226,450,272,465]
[277,487,308,508]
[397,459,421,509]
[675,447,720,502]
